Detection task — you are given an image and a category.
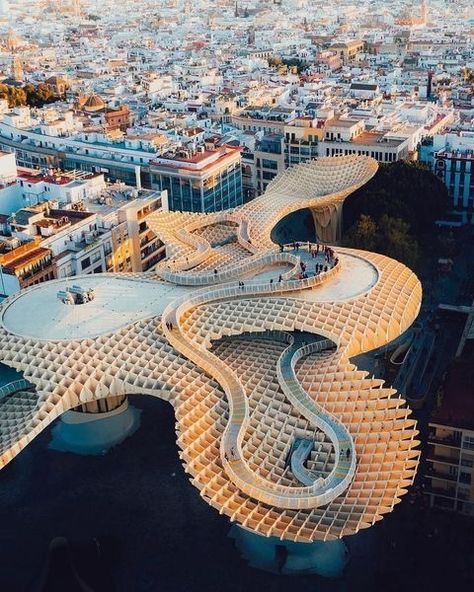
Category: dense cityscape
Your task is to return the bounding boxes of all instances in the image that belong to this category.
[0,1,473,591]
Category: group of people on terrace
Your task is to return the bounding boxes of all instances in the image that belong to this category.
[285,241,340,280]
[340,447,351,461]
[278,241,338,264]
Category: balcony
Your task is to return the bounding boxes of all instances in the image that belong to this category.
[426,448,460,466]
[423,484,457,499]
[428,433,461,448]
[19,264,53,282]
[425,468,457,482]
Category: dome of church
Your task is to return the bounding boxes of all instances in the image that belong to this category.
[82,93,106,112]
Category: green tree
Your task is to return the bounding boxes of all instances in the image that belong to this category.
[343,214,378,251]
[24,83,61,107]
[461,67,474,83]
[268,56,282,67]
[0,82,61,108]
[344,213,419,268]
[378,214,419,268]
[0,84,27,107]
[343,161,449,237]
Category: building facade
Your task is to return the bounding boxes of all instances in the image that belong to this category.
[425,362,474,517]
[150,145,243,213]
[0,192,165,296]
[0,239,55,295]
[421,132,474,220]
[319,119,410,162]
[255,120,321,194]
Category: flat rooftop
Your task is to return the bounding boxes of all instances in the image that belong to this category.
[0,251,379,341]
[326,119,361,128]
[1,275,193,341]
[351,132,405,147]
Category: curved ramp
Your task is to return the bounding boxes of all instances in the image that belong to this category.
[0,379,34,401]
[278,335,356,501]
[290,439,317,487]
[161,261,353,510]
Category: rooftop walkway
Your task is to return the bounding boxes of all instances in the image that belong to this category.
[278,334,356,500]
[161,251,351,510]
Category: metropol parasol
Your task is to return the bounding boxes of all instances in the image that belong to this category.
[0,155,421,571]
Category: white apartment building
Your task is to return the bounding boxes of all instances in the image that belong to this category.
[319,118,411,162]
[1,190,166,296]
[422,132,474,217]
[0,107,172,188]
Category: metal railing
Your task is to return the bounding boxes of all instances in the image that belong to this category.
[0,379,34,401]
[276,335,356,504]
[156,250,300,286]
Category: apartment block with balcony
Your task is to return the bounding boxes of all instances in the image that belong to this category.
[319,118,410,163]
[0,106,172,189]
[254,134,285,195]
[116,193,164,272]
[421,132,474,221]
[253,121,322,196]
[284,118,322,168]
[424,359,474,516]
[0,190,166,295]
[0,239,55,296]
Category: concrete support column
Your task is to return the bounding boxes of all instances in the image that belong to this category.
[311,201,343,243]
[50,397,141,455]
[230,525,349,578]
[75,394,126,415]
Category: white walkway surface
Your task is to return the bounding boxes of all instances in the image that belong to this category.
[292,253,378,302]
[1,275,192,341]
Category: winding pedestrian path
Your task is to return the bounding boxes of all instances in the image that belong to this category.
[278,335,356,498]
[161,249,354,510]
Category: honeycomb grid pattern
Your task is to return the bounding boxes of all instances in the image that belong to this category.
[0,155,422,542]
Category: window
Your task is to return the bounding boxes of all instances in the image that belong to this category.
[262,159,278,170]
[262,171,276,181]
[81,257,91,270]
[463,436,474,451]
